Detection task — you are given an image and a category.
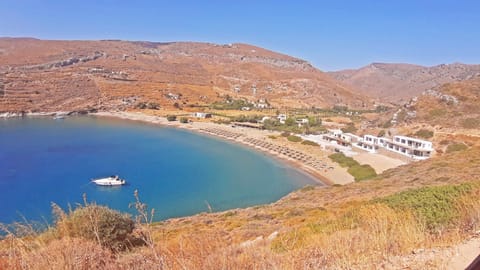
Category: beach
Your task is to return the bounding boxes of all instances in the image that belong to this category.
[93,111,355,186]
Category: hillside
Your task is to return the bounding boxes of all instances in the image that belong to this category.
[0,38,370,113]
[329,62,480,103]
[398,77,480,131]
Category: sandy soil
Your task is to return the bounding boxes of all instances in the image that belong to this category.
[353,153,407,173]
[93,111,355,185]
[379,235,480,269]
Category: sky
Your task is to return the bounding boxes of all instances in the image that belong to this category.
[0,0,479,71]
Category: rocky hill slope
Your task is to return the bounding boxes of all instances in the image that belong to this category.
[400,77,480,129]
[329,62,480,103]
[0,38,370,113]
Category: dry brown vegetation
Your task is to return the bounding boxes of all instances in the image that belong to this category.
[329,62,480,103]
[413,78,480,129]
[0,38,370,113]
[1,144,479,269]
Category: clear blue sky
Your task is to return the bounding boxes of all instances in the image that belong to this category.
[1,0,479,71]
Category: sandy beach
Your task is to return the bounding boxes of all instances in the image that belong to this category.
[92,111,355,186]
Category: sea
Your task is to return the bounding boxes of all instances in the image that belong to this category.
[0,116,318,223]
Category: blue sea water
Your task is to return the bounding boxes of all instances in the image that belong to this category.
[0,116,318,223]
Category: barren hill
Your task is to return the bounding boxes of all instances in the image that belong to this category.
[329,62,480,103]
[401,77,480,129]
[0,38,370,113]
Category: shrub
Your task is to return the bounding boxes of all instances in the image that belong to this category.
[268,135,277,139]
[446,142,468,153]
[328,153,359,168]
[376,183,474,230]
[287,135,302,142]
[135,102,160,110]
[53,203,135,251]
[180,117,189,123]
[428,108,447,118]
[347,164,377,181]
[382,121,393,128]
[377,130,386,137]
[166,115,177,121]
[414,129,434,139]
[285,117,296,126]
[281,131,291,137]
[461,118,480,129]
[341,123,357,133]
[301,140,319,146]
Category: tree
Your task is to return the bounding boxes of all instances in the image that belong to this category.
[285,117,295,126]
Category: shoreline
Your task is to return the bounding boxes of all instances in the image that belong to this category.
[1,110,353,185]
[91,111,353,186]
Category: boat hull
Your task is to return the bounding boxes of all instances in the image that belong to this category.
[92,176,126,186]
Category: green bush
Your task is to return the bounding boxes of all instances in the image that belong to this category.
[375,183,474,230]
[446,142,468,153]
[166,115,177,121]
[328,153,359,168]
[347,164,377,181]
[287,135,302,142]
[301,140,319,146]
[180,117,189,123]
[414,129,434,139]
[281,131,291,137]
[329,153,376,181]
[53,204,135,251]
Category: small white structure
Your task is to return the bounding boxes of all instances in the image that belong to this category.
[295,118,309,127]
[241,106,251,111]
[277,114,287,124]
[193,112,212,118]
[260,116,271,123]
[322,129,354,147]
[355,134,433,160]
[255,103,269,109]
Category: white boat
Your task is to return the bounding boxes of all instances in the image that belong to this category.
[53,115,66,120]
[92,175,126,186]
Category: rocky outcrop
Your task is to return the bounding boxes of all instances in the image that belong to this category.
[19,52,105,71]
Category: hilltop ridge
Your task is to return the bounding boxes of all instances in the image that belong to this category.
[329,62,480,103]
[0,38,370,113]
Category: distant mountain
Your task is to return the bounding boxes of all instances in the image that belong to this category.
[0,38,370,113]
[329,62,480,103]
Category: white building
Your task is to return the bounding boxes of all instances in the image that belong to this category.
[355,134,433,160]
[193,112,212,118]
[295,118,309,127]
[322,129,358,147]
[277,114,287,124]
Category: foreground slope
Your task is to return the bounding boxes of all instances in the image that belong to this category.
[329,62,480,103]
[0,38,370,112]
